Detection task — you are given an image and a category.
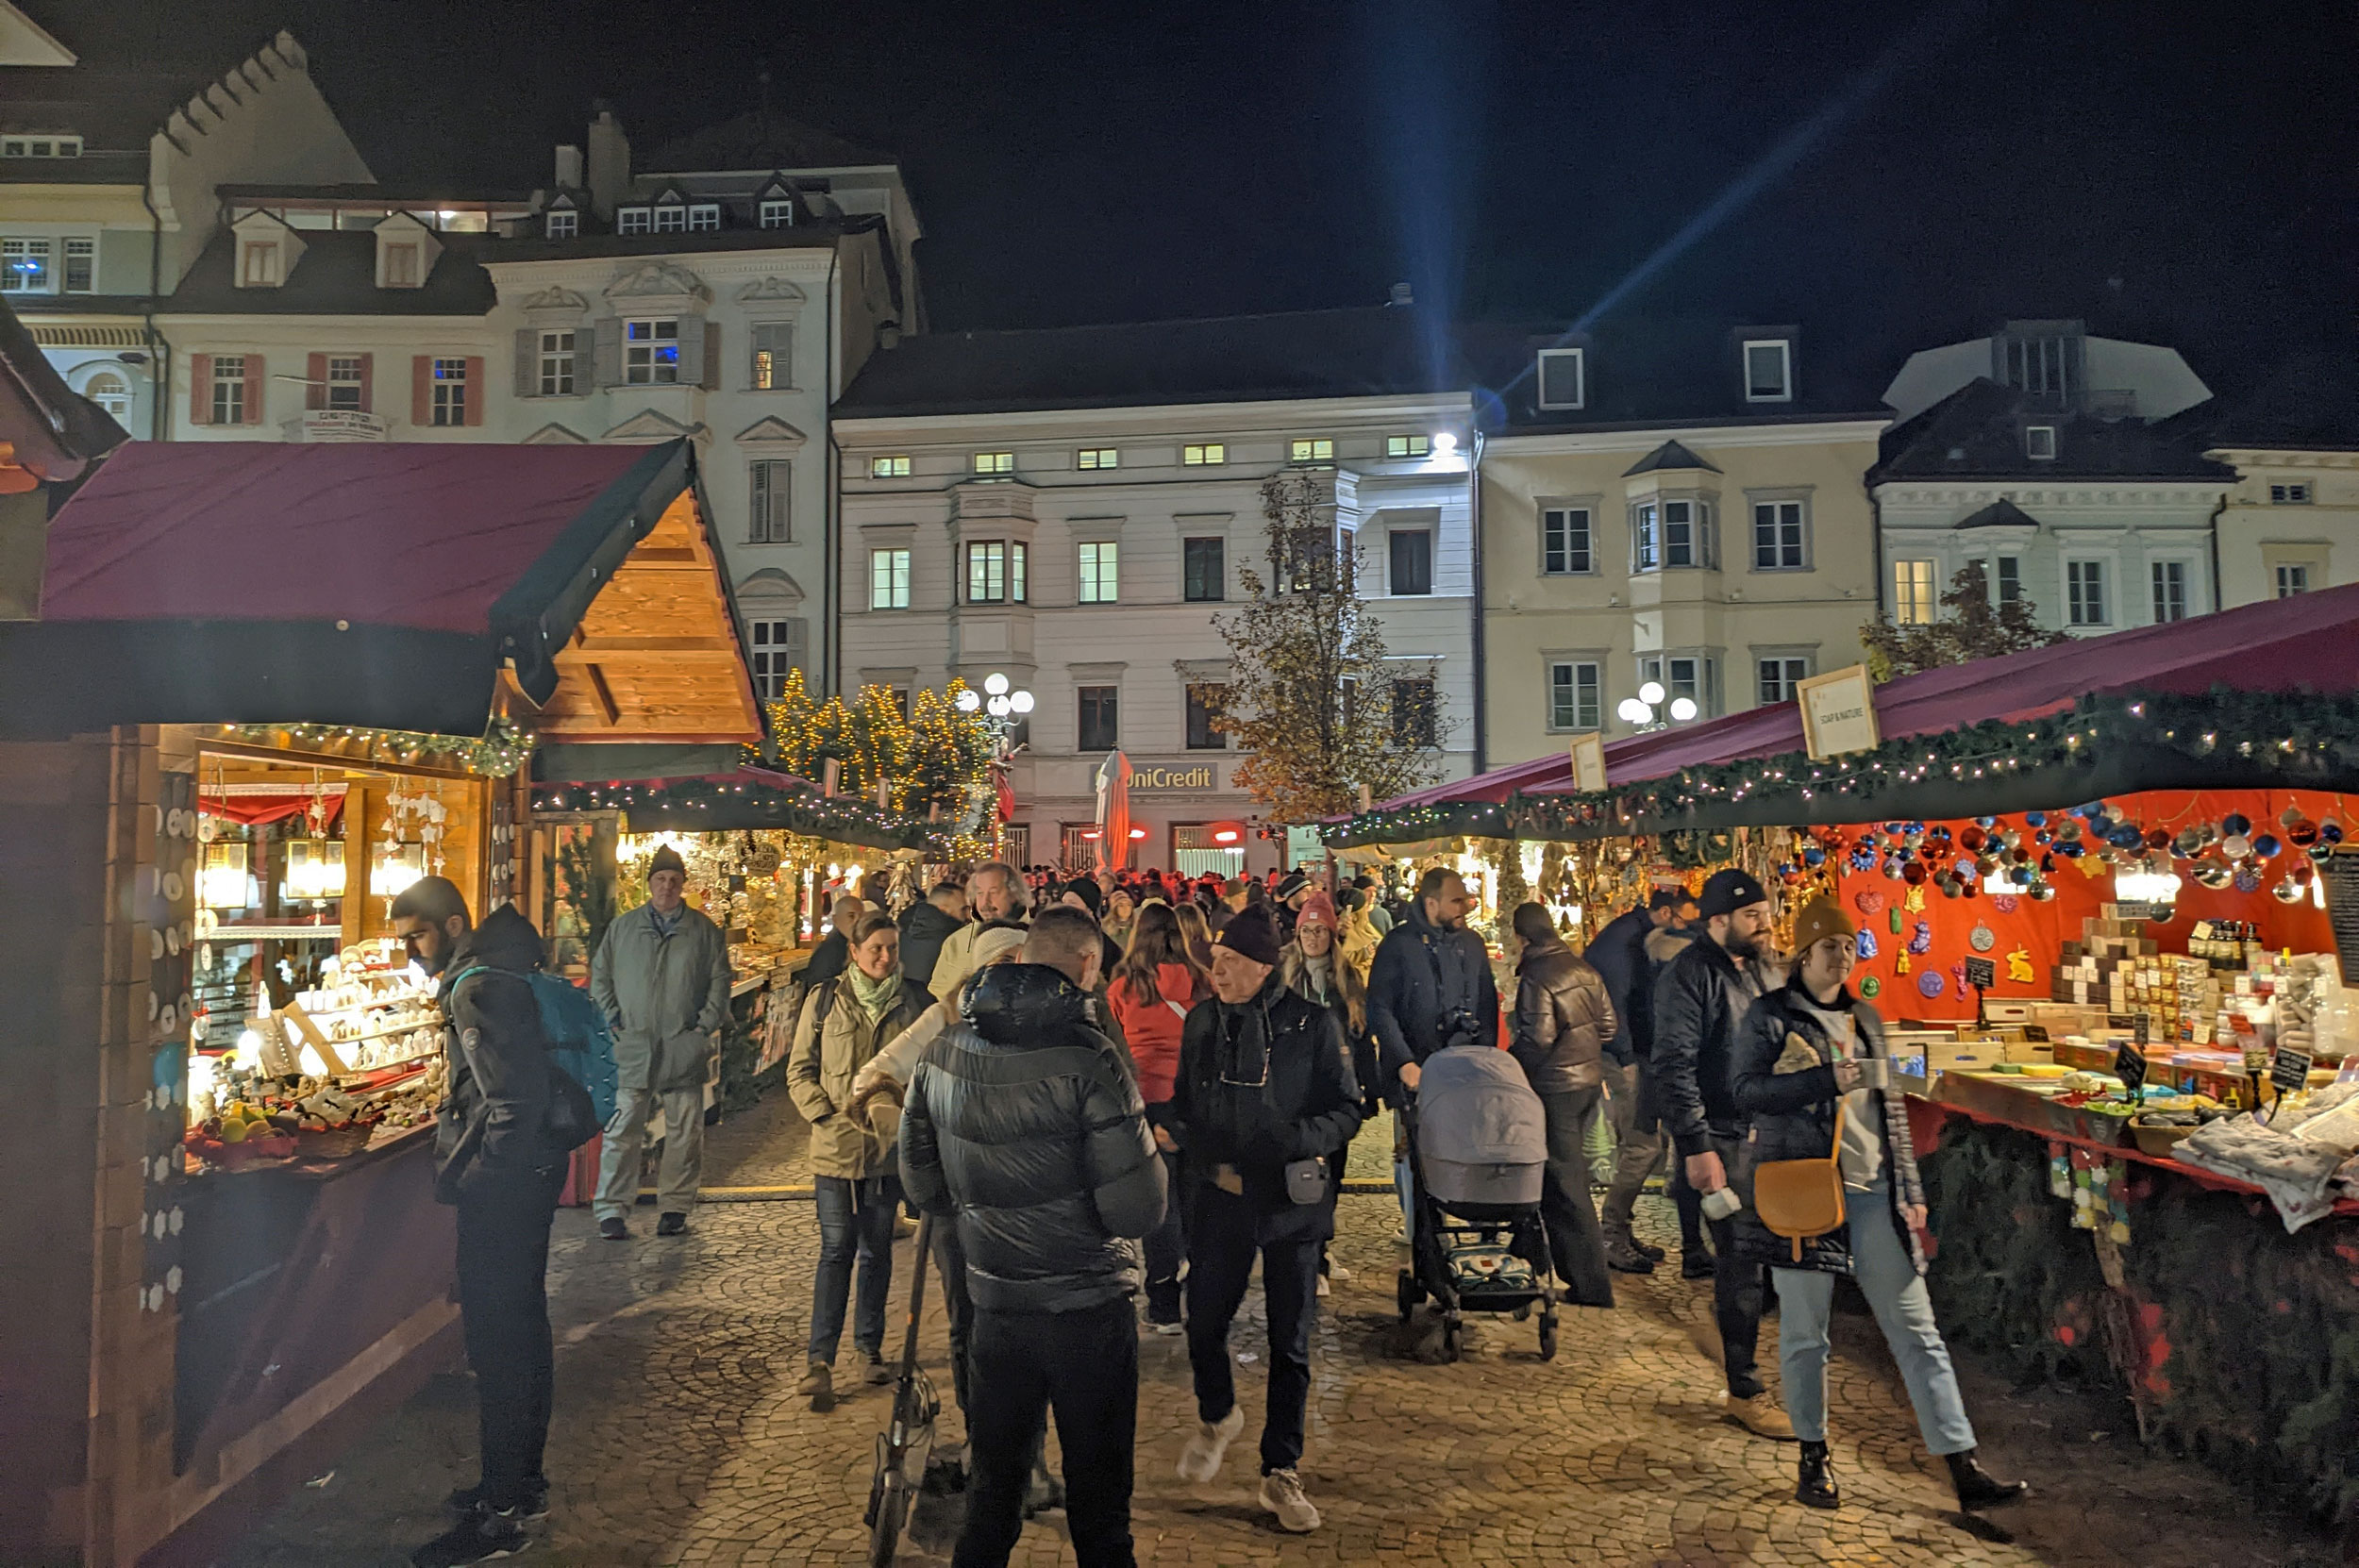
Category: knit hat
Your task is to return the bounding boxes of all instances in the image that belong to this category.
[1213,908,1282,967]
[1789,896,1854,957]
[967,925,1029,972]
[1061,878,1104,917]
[1698,867,1769,919]
[1296,892,1337,932]
[648,844,687,879]
[1276,872,1310,902]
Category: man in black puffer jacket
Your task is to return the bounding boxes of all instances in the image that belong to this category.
[900,905,1165,1568]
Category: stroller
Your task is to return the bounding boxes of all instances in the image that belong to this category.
[1396,1044,1559,1361]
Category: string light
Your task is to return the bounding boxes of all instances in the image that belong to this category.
[215,718,533,777]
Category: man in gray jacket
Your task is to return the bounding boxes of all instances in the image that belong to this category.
[592,845,733,1239]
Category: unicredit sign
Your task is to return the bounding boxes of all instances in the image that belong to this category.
[1129,764,1217,791]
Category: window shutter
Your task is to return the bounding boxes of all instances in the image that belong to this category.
[306,352,326,412]
[463,357,485,425]
[411,355,431,426]
[513,328,537,397]
[188,352,211,425]
[701,320,721,390]
[355,353,373,412]
[243,355,265,424]
[593,317,622,386]
[571,332,594,395]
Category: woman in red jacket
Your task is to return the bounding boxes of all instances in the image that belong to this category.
[1107,902,1211,1330]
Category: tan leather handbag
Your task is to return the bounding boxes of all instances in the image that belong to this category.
[1753,1101,1847,1262]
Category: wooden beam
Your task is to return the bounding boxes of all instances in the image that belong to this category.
[585,665,621,726]
[566,635,740,654]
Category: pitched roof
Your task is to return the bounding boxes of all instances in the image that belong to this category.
[642,110,897,173]
[1622,438,1720,476]
[1870,377,2235,483]
[1954,497,2039,529]
[164,227,497,316]
[1484,316,1891,432]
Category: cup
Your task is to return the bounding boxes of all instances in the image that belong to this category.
[1855,1056,1892,1092]
[1700,1186,1743,1222]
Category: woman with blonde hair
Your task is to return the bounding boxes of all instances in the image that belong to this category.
[1106,902,1212,1330]
[1173,900,1217,974]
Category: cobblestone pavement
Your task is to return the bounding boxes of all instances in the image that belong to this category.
[225,1093,2335,1568]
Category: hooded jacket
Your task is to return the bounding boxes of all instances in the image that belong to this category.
[898,962,1165,1313]
[896,900,965,989]
[592,899,732,1093]
[433,905,560,1203]
[1646,932,1764,1159]
[1581,907,1654,1067]
[1170,972,1363,1244]
[1509,936,1618,1095]
[787,970,936,1178]
[1367,902,1499,1093]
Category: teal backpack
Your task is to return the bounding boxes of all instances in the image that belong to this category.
[446,965,620,1143]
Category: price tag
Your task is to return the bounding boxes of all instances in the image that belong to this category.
[2272,1044,2316,1097]
[2114,1040,2148,1096]
[1964,957,1996,991]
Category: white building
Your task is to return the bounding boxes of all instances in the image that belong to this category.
[832,306,1480,875]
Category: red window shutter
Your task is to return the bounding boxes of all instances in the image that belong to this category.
[355,353,374,413]
[463,356,485,426]
[189,353,211,425]
[411,355,431,426]
[306,352,326,411]
[243,355,265,424]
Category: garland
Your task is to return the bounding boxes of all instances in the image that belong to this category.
[215,719,534,778]
[531,774,957,854]
[1324,689,2359,847]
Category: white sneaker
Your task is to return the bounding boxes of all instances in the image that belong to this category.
[1259,1467,1321,1532]
[1176,1406,1246,1483]
[1315,1272,1330,1297]
[1327,1261,1352,1283]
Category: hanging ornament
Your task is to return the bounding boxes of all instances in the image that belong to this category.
[2194,859,2234,890]
[2234,866,2263,894]
[1919,970,1947,999]
[1904,881,1927,909]
[1861,975,1882,999]
[2006,945,2035,983]
[2253,834,2283,859]
[1889,908,1903,935]
[1993,893,2020,914]
[1908,921,1934,956]
[1903,860,1928,887]
[2222,833,2253,859]
[2283,805,2307,828]
[1968,922,1997,953]
[2222,812,2252,838]
[2288,818,2320,848]
[1855,927,1880,959]
[2172,826,2206,859]
[1896,952,1913,975]
[1855,889,1886,915]
[2273,876,2305,904]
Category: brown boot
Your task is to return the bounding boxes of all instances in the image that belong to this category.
[1725,1392,1797,1441]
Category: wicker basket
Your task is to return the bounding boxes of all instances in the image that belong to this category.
[2132,1122,2198,1159]
[297,1121,380,1159]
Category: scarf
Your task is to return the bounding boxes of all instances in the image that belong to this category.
[648,901,686,938]
[846,963,903,1024]
[1300,951,1334,1003]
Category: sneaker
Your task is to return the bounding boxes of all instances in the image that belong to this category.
[798,1360,833,1411]
[1315,1272,1330,1298]
[1681,1245,1715,1280]
[1150,1318,1186,1337]
[1176,1405,1246,1483]
[864,1350,894,1385]
[1259,1468,1321,1532]
[656,1210,688,1237]
[445,1477,548,1522]
[1327,1260,1352,1284]
[597,1217,627,1242]
[1723,1392,1798,1441]
[410,1505,526,1566]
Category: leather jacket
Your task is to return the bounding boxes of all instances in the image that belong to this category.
[1509,937,1618,1095]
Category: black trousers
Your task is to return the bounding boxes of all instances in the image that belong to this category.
[952,1299,1138,1568]
[1183,1185,1322,1476]
[930,1218,973,1415]
[1537,1087,1615,1308]
[1705,1127,1765,1400]
[454,1162,565,1508]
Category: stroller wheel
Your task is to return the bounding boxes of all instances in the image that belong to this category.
[1442,1316,1464,1362]
[1397,1268,1421,1322]
[1538,1313,1559,1362]
[1513,1302,1531,1323]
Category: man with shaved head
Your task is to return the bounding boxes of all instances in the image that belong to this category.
[801,894,867,992]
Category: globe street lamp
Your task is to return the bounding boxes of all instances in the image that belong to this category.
[1620,678,1702,732]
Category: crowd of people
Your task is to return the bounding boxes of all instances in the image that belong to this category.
[387,851,2028,1568]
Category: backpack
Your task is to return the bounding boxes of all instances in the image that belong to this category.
[447,964,619,1150]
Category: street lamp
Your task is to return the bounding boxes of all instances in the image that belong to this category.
[1620,678,1702,731]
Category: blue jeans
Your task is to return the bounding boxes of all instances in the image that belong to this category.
[810,1173,899,1364]
[1772,1178,1977,1454]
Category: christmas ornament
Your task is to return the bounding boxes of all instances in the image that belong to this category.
[1861,976,1882,998]
[1968,922,1997,953]
[1918,970,1947,999]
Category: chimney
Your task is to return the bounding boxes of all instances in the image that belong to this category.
[554,143,583,191]
[1387,282,1414,307]
[585,103,629,222]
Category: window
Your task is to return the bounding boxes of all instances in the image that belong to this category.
[1385,434,1431,459]
[1388,529,1433,595]
[870,455,911,478]
[1996,556,2022,604]
[1183,537,1225,602]
[1078,686,1120,751]
[430,357,468,426]
[2271,482,2314,505]
[747,618,805,701]
[2,135,81,157]
[1391,677,1438,748]
[2,237,52,292]
[2066,559,2108,626]
[62,236,92,292]
[1289,438,1333,463]
[966,541,1026,603]
[687,203,721,231]
[382,242,419,287]
[83,371,130,422]
[652,202,687,234]
[1185,684,1229,749]
[240,242,279,287]
[1757,656,1812,706]
[1536,347,1584,410]
[1182,443,1225,465]
[326,355,367,410]
[617,208,651,235]
[1893,559,1938,625]
[209,355,247,424]
[625,318,679,384]
[1077,447,1118,470]
[1743,340,1791,401]
[544,209,577,239]
[1751,501,1805,570]
[2025,425,2057,460]
[869,548,911,609]
[1078,542,1119,604]
[747,322,792,391]
[2005,335,2072,396]
[1662,499,1711,568]
[535,330,576,396]
[2278,563,2313,597]
[2150,559,2187,623]
[1541,507,1593,574]
[1632,502,1659,572]
[1640,654,1716,718]
[972,451,1014,475]
[748,459,791,543]
[1548,660,1600,731]
[759,199,794,228]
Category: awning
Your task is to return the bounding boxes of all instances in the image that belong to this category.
[0,439,764,743]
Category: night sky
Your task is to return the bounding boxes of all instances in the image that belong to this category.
[42,0,2359,400]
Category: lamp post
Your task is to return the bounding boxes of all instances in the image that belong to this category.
[1616,679,1701,735]
[956,672,1033,855]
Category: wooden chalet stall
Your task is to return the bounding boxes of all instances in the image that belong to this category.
[0,437,761,1567]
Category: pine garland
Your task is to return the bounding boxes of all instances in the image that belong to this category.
[531,774,957,854]
[214,718,534,777]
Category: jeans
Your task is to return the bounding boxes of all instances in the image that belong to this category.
[1538,1088,1615,1307]
[953,1300,1139,1568]
[1705,1128,1767,1400]
[1773,1179,1977,1454]
[592,1081,706,1220]
[809,1173,900,1364]
[1142,1143,1187,1324]
[1184,1185,1323,1475]
[455,1162,565,1509]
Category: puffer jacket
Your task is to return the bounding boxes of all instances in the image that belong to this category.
[1509,936,1618,1095]
[592,901,732,1093]
[1729,982,1927,1277]
[433,905,560,1203]
[787,971,936,1178]
[1646,932,1763,1159]
[898,963,1166,1312]
[896,901,964,988]
[1581,906,1653,1067]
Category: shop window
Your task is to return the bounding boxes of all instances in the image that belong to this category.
[1542,507,1592,575]
[747,618,806,701]
[869,548,911,609]
[1078,541,1119,604]
[625,318,679,384]
[1548,660,1599,731]
[1391,676,1437,748]
[1079,686,1120,751]
[749,459,791,543]
[1185,683,1228,750]
[1173,825,1245,878]
[1183,537,1225,602]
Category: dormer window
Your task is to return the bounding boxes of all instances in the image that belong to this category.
[652,193,687,234]
[383,242,419,287]
[760,199,794,228]
[240,241,280,288]
[1,135,80,158]
[2025,425,2058,460]
[1536,347,1585,410]
[617,207,651,235]
[1743,339,1792,402]
[688,203,721,232]
[545,209,577,239]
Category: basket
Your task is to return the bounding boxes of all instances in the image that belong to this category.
[2131,1122,2198,1159]
[296,1121,380,1159]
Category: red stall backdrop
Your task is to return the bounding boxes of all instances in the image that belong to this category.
[1828,788,2349,1023]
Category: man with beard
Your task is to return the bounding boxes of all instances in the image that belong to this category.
[930,860,1029,1003]
[1647,867,1795,1441]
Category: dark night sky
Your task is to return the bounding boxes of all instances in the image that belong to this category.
[42,0,2359,400]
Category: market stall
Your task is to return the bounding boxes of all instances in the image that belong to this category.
[0,436,763,1568]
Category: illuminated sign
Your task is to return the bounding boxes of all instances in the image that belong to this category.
[1129,764,1217,791]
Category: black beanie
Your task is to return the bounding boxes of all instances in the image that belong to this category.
[1213,908,1282,967]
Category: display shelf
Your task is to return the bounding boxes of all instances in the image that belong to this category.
[205,924,344,942]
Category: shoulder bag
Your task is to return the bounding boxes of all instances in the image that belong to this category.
[1753,1100,1847,1262]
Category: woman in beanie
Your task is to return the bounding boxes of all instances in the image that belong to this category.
[1279,892,1376,1295]
[1731,896,2027,1516]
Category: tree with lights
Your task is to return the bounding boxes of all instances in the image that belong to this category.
[759,670,995,821]
[1211,471,1448,822]
[1861,560,2069,679]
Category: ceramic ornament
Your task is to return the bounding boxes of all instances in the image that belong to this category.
[1969,922,1997,952]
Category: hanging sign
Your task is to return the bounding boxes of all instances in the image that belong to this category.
[1568,732,1608,794]
[1795,664,1881,761]
[2114,1040,2149,1095]
[1964,956,1996,992]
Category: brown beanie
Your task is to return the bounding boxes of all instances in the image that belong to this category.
[1789,896,1854,957]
